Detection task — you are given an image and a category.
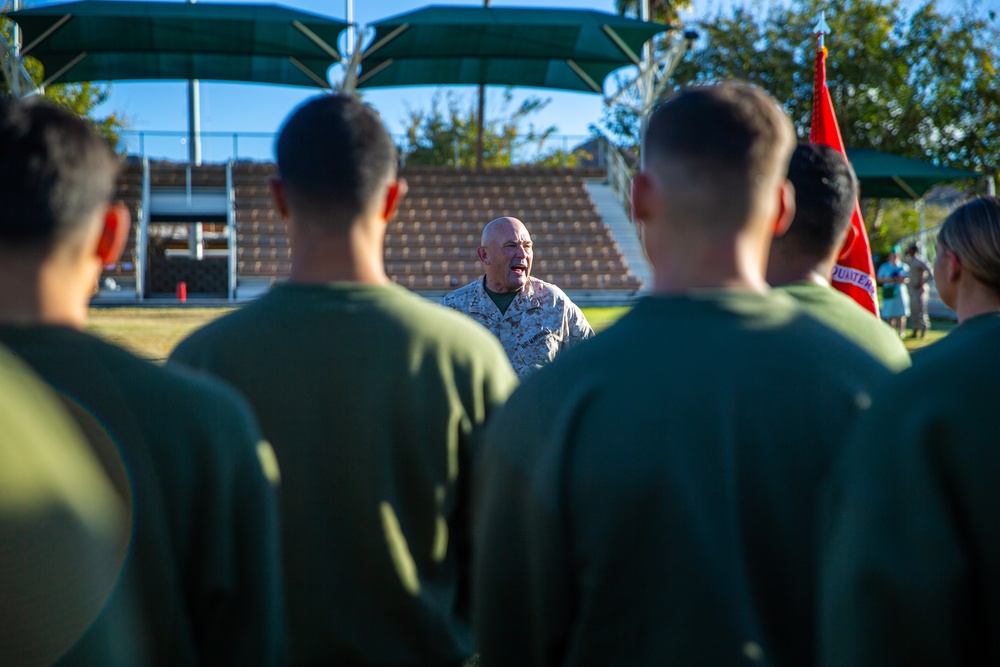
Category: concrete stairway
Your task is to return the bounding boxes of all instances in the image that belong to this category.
[583,179,653,293]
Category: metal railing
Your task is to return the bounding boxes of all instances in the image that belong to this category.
[597,135,636,219]
[117,129,596,166]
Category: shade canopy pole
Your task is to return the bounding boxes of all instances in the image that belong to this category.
[475,0,490,170]
[187,0,202,166]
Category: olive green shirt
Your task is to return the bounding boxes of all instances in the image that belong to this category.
[0,344,128,667]
[474,290,891,667]
[0,326,286,667]
[820,312,1000,666]
[777,280,911,372]
[171,282,517,667]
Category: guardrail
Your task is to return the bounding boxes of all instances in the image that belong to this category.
[597,135,636,219]
[117,129,595,166]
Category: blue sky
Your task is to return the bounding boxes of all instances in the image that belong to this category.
[38,0,992,160]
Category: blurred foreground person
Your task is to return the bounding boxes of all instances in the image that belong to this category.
[0,345,129,666]
[820,196,1000,667]
[767,143,910,371]
[0,95,286,666]
[473,83,890,667]
[171,95,516,667]
[441,216,593,378]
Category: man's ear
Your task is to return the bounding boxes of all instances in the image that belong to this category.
[631,171,656,224]
[476,245,489,265]
[95,203,131,266]
[772,179,796,237]
[267,176,291,219]
[382,178,408,222]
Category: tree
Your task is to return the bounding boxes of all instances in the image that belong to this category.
[664,0,999,187]
[402,88,588,168]
[2,12,126,147]
[592,0,696,146]
[615,0,692,25]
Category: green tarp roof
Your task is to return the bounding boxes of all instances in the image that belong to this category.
[8,1,345,87]
[357,6,669,93]
[846,148,984,199]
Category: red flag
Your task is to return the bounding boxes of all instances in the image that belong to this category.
[810,40,880,317]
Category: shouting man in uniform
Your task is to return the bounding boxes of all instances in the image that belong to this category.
[441,216,593,377]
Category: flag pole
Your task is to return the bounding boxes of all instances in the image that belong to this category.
[809,11,880,318]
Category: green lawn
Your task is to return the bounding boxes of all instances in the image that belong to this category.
[86,307,235,362]
[86,304,953,362]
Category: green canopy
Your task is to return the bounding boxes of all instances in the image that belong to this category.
[8,1,346,88]
[846,148,984,199]
[357,6,669,93]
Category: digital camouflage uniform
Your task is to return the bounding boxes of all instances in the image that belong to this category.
[905,254,932,332]
[440,275,593,378]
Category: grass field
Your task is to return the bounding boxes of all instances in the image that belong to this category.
[86,304,953,362]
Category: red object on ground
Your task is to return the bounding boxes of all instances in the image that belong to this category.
[177,282,187,303]
[810,40,880,318]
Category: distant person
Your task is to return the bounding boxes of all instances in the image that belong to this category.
[820,196,1000,666]
[766,143,910,371]
[440,216,593,377]
[0,344,129,666]
[0,95,286,666]
[473,83,891,667]
[876,245,910,335]
[170,94,516,667]
[904,241,932,338]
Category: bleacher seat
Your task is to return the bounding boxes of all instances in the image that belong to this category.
[108,161,642,295]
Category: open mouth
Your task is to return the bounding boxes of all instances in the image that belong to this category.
[510,264,527,276]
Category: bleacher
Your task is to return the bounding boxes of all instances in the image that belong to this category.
[104,161,644,301]
[387,166,641,294]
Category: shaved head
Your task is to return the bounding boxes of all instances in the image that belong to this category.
[478,217,533,293]
[482,217,526,246]
[644,83,795,234]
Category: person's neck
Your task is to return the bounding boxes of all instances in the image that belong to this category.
[288,218,390,286]
[954,283,1000,323]
[0,254,91,329]
[649,230,771,295]
[766,246,834,288]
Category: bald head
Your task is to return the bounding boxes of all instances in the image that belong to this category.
[478,217,533,293]
[481,217,526,245]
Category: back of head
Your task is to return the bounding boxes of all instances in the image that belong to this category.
[0,96,119,252]
[779,143,858,260]
[276,94,397,232]
[938,196,1000,296]
[643,82,795,232]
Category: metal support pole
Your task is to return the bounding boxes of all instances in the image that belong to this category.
[11,0,21,97]
[187,0,202,166]
[638,0,651,167]
[917,198,926,239]
[476,84,485,169]
[346,0,354,60]
[188,79,202,165]
[475,0,490,170]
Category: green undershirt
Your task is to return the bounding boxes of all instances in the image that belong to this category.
[484,284,519,315]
